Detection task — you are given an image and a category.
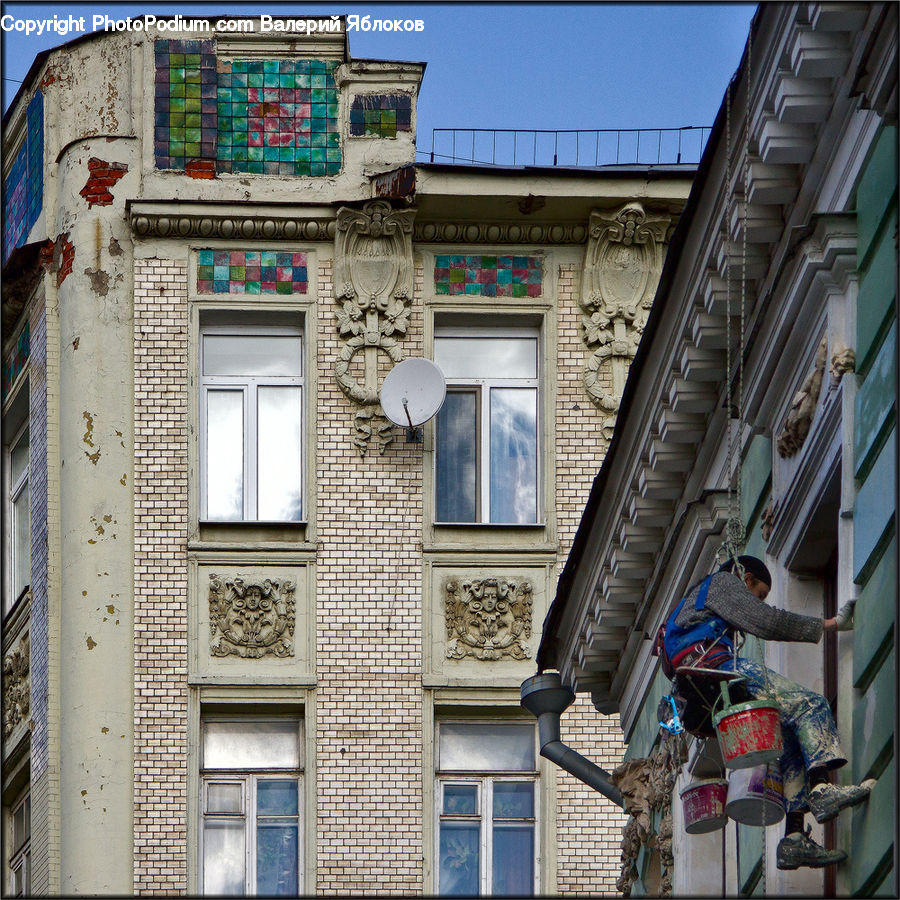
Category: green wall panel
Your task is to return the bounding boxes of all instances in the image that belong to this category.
[855,326,896,478]
[856,126,897,265]
[738,823,762,893]
[857,223,898,376]
[625,667,669,759]
[740,435,772,526]
[853,425,896,585]
[850,757,895,897]
[851,652,894,782]
[853,549,896,689]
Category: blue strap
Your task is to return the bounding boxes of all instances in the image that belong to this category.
[694,574,713,611]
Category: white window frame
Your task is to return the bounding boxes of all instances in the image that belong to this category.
[199,717,303,896]
[199,324,303,522]
[434,721,539,896]
[5,420,29,616]
[7,789,30,897]
[433,325,542,525]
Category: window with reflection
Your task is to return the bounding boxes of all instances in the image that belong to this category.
[434,328,539,524]
[200,325,303,522]
[200,717,303,896]
[435,721,538,896]
[8,790,30,897]
[4,373,30,617]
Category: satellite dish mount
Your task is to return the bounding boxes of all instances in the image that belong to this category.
[380,358,447,444]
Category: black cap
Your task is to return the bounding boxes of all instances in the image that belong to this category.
[718,554,772,588]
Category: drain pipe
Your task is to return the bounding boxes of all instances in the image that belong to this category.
[520,672,624,807]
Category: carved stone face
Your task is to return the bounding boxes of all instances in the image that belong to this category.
[225,584,277,645]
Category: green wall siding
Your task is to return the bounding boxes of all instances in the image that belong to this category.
[855,126,897,267]
[852,425,895,585]
[854,326,896,479]
[850,759,895,897]
[852,548,895,690]
[856,214,898,377]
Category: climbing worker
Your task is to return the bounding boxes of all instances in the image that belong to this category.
[663,555,872,870]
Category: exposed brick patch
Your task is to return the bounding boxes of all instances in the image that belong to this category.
[185,158,216,179]
[54,233,74,286]
[79,157,128,207]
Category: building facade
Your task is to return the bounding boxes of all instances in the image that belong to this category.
[533,2,897,896]
[1,18,695,895]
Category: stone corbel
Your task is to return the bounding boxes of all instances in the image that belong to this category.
[777,336,828,458]
[830,346,856,384]
[580,202,671,436]
[333,200,416,454]
[444,577,533,661]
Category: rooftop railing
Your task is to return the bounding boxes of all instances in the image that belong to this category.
[417,126,711,168]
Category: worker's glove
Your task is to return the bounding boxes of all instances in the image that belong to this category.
[833,600,856,631]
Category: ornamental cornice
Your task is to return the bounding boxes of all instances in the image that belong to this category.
[414,220,588,244]
[130,210,337,242]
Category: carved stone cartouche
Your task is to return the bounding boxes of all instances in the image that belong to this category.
[444,577,533,661]
[208,575,295,659]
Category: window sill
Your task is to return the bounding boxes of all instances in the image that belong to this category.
[196,520,309,545]
[425,522,556,554]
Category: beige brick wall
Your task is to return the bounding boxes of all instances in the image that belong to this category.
[314,258,426,894]
[554,261,627,895]
[133,259,189,894]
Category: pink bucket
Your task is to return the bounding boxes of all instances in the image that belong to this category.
[726,763,785,826]
[680,778,728,834]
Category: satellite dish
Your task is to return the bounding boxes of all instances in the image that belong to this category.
[381,358,446,439]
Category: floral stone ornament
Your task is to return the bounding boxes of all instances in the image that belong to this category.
[333,199,416,455]
[209,575,295,658]
[444,577,533,661]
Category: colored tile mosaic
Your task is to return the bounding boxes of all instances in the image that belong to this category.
[216,58,341,176]
[197,250,308,294]
[2,320,30,400]
[153,39,217,171]
[2,92,44,265]
[434,255,543,297]
[349,94,412,138]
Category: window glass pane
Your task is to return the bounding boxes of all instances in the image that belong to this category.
[439,821,480,896]
[493,782,534,818]
[435,391,477,522]
[203,335,301,377]
[203,819,245,895]
[13,487,29,595]
[10,431,28,484]
[206,390,243,520]
[207,782,242,814]
[203,721,300,770]
[257,387,302,521]
[439,723,534,771]
[13,801,26,849]
[23,850,30,896]
[435,337,537,380]
[256,823,299,896]
[443,784,478,815]
[492,824,534,896]
[490,388,537,524]
[257,780,298,816]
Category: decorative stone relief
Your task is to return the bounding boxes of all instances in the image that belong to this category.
[580,202,671,437]
[612,738,684,897]
[777,336,827,458]
[830,346,856,384]
[3,634,30,739]
[208,575,295,659]
[761,499,778,542]
[444,577,533,661]
[333,199,416,454]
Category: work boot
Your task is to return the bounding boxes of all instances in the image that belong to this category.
[776,828,847,869]
[808,780,873,824]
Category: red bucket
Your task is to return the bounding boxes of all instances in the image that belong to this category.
[680,779,728,834]
[713,700,782,770]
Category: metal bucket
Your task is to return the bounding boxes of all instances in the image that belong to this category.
[713,700,783,769]
[725,763,785,826]
[680,778,728,834]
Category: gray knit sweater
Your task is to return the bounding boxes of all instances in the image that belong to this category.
[673,571,824,643]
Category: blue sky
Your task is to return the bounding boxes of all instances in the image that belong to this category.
[2,2,756,160]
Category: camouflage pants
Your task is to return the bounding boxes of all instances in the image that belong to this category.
[723,657,846,813]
